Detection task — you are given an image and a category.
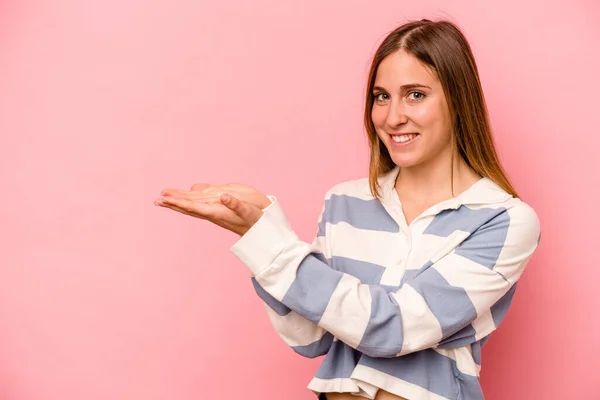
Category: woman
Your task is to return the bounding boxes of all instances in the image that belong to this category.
[155,19,541,400]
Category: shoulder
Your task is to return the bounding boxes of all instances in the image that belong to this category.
[503,197,539,225]
[323,177,373,201]
[464,195,541,255]
[501,197,541,244]
[467,178,541,242]
[322,167,398,201]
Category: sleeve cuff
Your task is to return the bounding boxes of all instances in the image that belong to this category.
[261,195,276,211]
[230,196,298,276]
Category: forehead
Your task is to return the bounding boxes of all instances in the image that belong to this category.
[374,50,439,87]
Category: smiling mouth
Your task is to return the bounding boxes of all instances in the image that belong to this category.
[390,133,419,144]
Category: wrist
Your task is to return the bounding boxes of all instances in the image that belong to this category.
[260,196,274,210]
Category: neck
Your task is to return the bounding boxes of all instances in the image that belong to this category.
[394,148,480,204]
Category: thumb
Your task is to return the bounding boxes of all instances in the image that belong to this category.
[220,193,247,215]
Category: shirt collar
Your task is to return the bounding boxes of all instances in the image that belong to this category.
[377,166,513,211]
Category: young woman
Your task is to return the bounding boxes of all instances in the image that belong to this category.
[155,19,541,400]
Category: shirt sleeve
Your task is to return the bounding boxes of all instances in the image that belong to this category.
[248,195,334,358]
[231,196,541,358]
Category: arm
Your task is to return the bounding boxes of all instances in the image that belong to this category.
[231,196,541,358]
[249,198,334,358]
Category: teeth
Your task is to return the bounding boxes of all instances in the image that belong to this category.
[392,134,417,143]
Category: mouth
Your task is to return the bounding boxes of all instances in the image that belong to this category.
[389,133,419,145]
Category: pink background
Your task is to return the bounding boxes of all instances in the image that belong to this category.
[1,0,598,399]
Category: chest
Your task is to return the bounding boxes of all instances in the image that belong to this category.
[326,223,465,289]
[322,201,474,288]
[401,200,438,226]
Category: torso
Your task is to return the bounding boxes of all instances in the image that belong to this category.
[326,390,407,400]
[305,169,505,400]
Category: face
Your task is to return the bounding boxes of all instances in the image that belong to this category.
[371,50,454,169]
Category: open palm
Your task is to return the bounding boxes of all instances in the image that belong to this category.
[154,190,264,236]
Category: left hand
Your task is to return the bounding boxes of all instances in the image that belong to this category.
[154,191,264,237]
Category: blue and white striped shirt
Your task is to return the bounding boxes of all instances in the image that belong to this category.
[231,166,541,400]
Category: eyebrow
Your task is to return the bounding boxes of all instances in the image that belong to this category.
[373,84,432,92]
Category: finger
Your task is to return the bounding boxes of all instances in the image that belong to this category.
[160,195,222,219]
[192,194,224,204]
[161,188,193,198]
[155,196,197,216]
[162,188,219,201]
[158,196,197,214]
[157,201,202,219]
[190,183,210,191]
[199,186,227,194]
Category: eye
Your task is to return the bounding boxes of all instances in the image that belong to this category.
[408,91,425,101]
[374,93,390,102]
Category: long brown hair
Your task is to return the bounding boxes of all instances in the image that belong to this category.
[365,19,518,199]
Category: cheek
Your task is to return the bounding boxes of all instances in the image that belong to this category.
[371,108,381,128]
[370,108,389,142]
[424,106,453,148]
[371,107,385,127]
[410,102,440,127]
[412,101,451,134]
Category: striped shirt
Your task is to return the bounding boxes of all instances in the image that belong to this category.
[230,166,541,400]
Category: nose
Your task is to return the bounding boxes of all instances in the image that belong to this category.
[385,99,408,128]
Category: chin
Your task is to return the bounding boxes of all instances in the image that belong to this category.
[389,154,421,168]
